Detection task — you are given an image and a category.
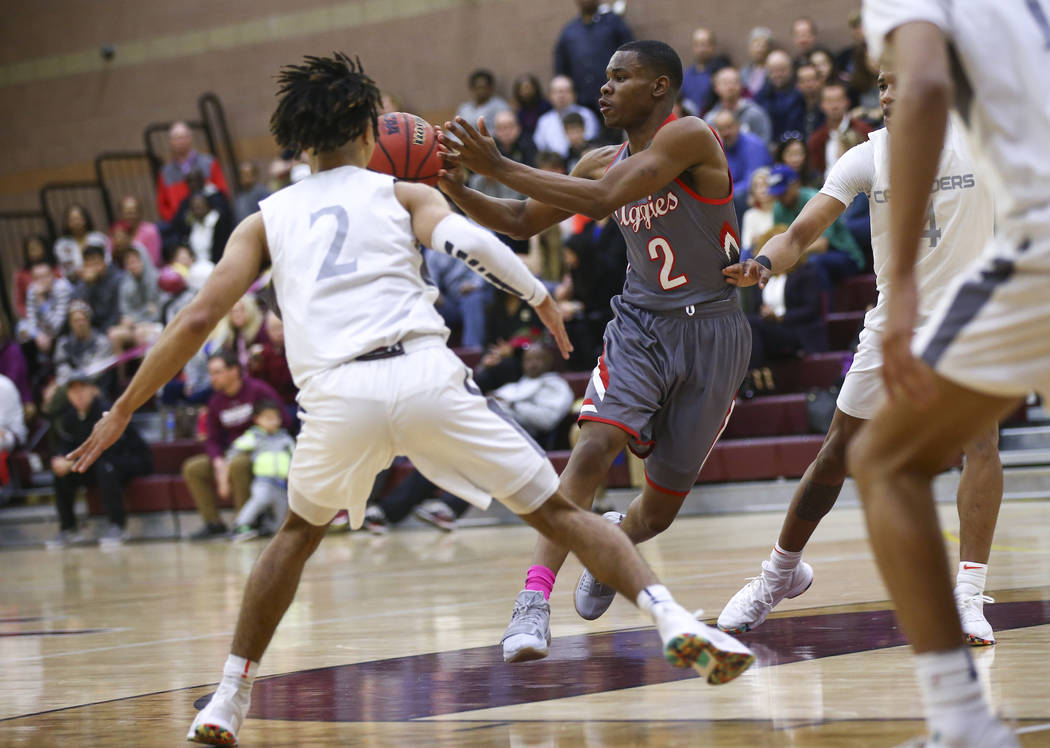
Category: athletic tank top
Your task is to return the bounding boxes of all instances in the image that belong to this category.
[259,166,447,387]
[610,115,741,311]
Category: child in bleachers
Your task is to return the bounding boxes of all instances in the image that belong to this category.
[227,400,295,542]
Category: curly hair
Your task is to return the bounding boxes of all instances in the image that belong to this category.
[269,52,381,154]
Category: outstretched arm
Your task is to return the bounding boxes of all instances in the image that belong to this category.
[441,116,718,219]
[68,214,269,471]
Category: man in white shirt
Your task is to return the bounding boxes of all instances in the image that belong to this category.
[718,70,1002,653]
[533,76,600,158]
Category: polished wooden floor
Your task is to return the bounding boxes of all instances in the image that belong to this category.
[1,500,1048,747]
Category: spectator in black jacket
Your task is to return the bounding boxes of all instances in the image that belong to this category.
[47,372,153,548]
[73,244,123,334]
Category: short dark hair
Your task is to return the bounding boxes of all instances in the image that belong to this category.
[207,349,241,371]
[617,40,683,93]
[81,244,106,262]
[61,204,94,236]
[562,112,585,129]
[822,81,850,98]
[536,150,567,171]
[22,234,53,269]
[270,52,381,154]
[253,399,283,418]
[468,69,495,88]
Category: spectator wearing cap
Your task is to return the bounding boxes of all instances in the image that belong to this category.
[534,76,600,159]
[553,0,633,121]
[704,67,773,146]
[710,110,773,220]
[72,245,123,334]
[754,50,806,142]
[181,350,288,540]
[53,204,111,280]
[156,121,230,223]
[47,371,153,548]
[807,81,872,180]
[681,27,732,115]
[767,164,864,289]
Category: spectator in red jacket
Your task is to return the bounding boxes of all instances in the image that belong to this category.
[180,350,287,540]
[155,121,229,222]
[807,82,872,180]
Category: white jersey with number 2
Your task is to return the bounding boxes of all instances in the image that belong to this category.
[259,166,447,387]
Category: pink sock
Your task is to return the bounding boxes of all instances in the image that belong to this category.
[525,565,556,600]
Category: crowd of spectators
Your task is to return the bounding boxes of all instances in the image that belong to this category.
[3,3,879,540]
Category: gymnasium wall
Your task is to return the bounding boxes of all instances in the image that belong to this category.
[0,0,856,213]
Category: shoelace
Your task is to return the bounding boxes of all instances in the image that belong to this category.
[740,575,776,611]
[583,573,614,597]
[510,599,548,629]
[957,592,994,616]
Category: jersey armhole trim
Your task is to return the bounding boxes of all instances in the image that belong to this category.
[675,177,734,205]
[604,143,629,175]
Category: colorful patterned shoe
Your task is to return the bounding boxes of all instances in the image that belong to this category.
[955,586,996,646]
[658,604,755,685]
[187,685,249,745]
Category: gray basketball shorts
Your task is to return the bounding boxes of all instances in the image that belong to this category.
[579,295,751,495]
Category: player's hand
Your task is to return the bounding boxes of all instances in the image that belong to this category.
[532,295,574,360]
[438,117,504,178]
[880,275,934,403]
[434,128,468,197]
[67,407,132,473]
[722,258,771,288]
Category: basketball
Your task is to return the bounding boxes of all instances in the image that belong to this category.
[368,112,442,186]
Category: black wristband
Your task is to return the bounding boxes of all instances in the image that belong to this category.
[754,255,773,271]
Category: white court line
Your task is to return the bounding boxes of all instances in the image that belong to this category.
[1016,722,1050,735]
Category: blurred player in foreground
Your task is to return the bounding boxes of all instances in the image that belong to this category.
[849,1,1050,744]
[717,67,1003,647]
[66,53,753,746]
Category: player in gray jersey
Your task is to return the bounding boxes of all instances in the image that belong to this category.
[439,40,751,663]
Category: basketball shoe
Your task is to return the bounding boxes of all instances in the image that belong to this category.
[186,680,251,746]
[954,585,995,646]
[500,590,551,663]
[895,714,1018,747]
[653,601,755,685]
[717,560,814,633]
[574,511,625,620]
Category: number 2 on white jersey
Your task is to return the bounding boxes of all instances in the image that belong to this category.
[647,236,688,290]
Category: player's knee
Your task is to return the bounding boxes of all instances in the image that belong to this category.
[567,428,627,473]
[278,511,328,553]
[637,505,675,536]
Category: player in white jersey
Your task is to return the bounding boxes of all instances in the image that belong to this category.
[716,69,1004,646]
[844,1,1050,745]
[66,54,754,746]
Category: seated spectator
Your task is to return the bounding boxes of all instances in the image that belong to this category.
[836,9,866,75]
[0,373,27,454]
[228,401,295,542]
[13,235,54,318]
[562,112,591,173]
[50,300,115,403]
[512,73,551,137]
[455,69,510,130]
[681,27,731,114]
[183,193,233,264]
[117,195,162,267]
[425,245,490,349]
[809,48,850,88]
[73,245,123,334]
[534,76,600,159]
[711,110,773,220]
[46,372,152,548]
[704,67,772,145]
[796,64,827,141]
[247,311,297,419]
[213,294,266,368]
[741,26,772,96]
[768,164,864,289]
[17,260,73,363]
[490,343,574,444]
[740,167,776,254]
[363,463,471,534]
[181,351,287,540]
[808,82,872,179]
[156,121,230,223]
[0,316,32,414]
[791,17,820,68]
[524,151,570,282]
[754,50,806,142]
[110,244,162,351]
[233,161,271,224]
[776,133,819,187]
[469,109,537,198]
[472,292,545,392]
[744,249,828,397]
[53,204,110,279]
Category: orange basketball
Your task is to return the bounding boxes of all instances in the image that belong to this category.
[367,112,442,186]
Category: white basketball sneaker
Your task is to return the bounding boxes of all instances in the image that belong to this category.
[954,585,995,646]
[654,602,755,684]
[718,560,814,633]
[574,511,625,620]
[187,681,251,746]
[500,590,551,663]
[895,713,1019,747]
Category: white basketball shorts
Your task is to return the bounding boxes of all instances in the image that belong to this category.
[836,325,886,420]
[288,339,559,527]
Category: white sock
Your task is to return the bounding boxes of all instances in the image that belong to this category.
[636,584,678,617]
[220,654,258,692]
[956,562,988,593]
[769,543,802,573]
[914,648,990,738]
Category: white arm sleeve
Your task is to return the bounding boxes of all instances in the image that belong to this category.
[862,0,951,63]
[431,214,549,306]
[819,141,876,208]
